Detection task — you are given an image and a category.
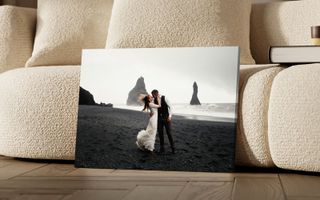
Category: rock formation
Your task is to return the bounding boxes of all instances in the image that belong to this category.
[79,87,96,105]
[127,77,148,106]
[99,102,113,107]
[190,81,201,105]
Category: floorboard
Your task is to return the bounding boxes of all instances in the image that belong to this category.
[0,161,47,180]
[14,194,65,200]
[0,179,136,190]
[177,181,233,200]
[122,185,184,200]
[287,197,320,200]
[67,168,115,176]
[0,156,318,200]
[280,174,320,198]
[22,164,77,177]
[232,177,286,200]
[63,190,130,200]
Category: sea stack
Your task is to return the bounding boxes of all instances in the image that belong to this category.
[190,82,201,105]
[79,87,96,105]
[127,77,148,106]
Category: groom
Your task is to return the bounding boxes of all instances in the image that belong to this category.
[152,89,175,154]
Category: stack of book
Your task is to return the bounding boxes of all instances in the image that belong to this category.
[269,46,320,64]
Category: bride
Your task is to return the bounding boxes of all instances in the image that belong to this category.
[136,94,161,152]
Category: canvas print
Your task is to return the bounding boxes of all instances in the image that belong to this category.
[75,47,239,172]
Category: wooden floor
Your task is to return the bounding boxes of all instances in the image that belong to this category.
[0,156,319,200]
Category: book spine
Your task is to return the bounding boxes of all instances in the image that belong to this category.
[269,46,320,64]
[269,46,274,64]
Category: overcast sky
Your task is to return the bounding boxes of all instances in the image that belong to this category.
[80,47,239,104]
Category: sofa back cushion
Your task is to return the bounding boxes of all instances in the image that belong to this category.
[251,0,320,64]
[0,6,36,73]
[106,0,255,65]
[26,0,113,67]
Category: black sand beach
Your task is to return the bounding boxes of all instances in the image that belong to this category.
[75,105,236,172]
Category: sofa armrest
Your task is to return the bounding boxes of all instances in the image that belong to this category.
[268,64,320,172]
[0,66,80,160]
[236,64,283,167]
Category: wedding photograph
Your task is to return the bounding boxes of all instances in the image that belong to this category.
[75,47,240,172]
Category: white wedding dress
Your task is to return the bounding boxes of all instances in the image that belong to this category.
[136,102,160,151]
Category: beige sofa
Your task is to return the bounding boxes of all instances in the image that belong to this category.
[0,1,319,172]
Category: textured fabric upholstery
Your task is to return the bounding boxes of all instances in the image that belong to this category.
[0,6,36,73]
[268,64,320,172]
[0,66,80,159]
[25,0,113,67]
[0,1,319,173]
[251,0,320,63]
[0,64,283,163]
[106,0,255,64]
[236,64,283,167]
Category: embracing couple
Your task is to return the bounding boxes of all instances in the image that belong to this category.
[136,89,175,154]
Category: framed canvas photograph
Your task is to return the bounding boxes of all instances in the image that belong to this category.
[75,47,240,172]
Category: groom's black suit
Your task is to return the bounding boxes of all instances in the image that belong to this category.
[154,96,175,153]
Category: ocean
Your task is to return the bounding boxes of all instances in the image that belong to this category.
[113,103,237,122]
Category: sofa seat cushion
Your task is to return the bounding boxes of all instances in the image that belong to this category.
[268,64,320,172]
[0,64,283,167]
[0,66,80,160]
[236,64,283,167]
[0,6,36,73]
